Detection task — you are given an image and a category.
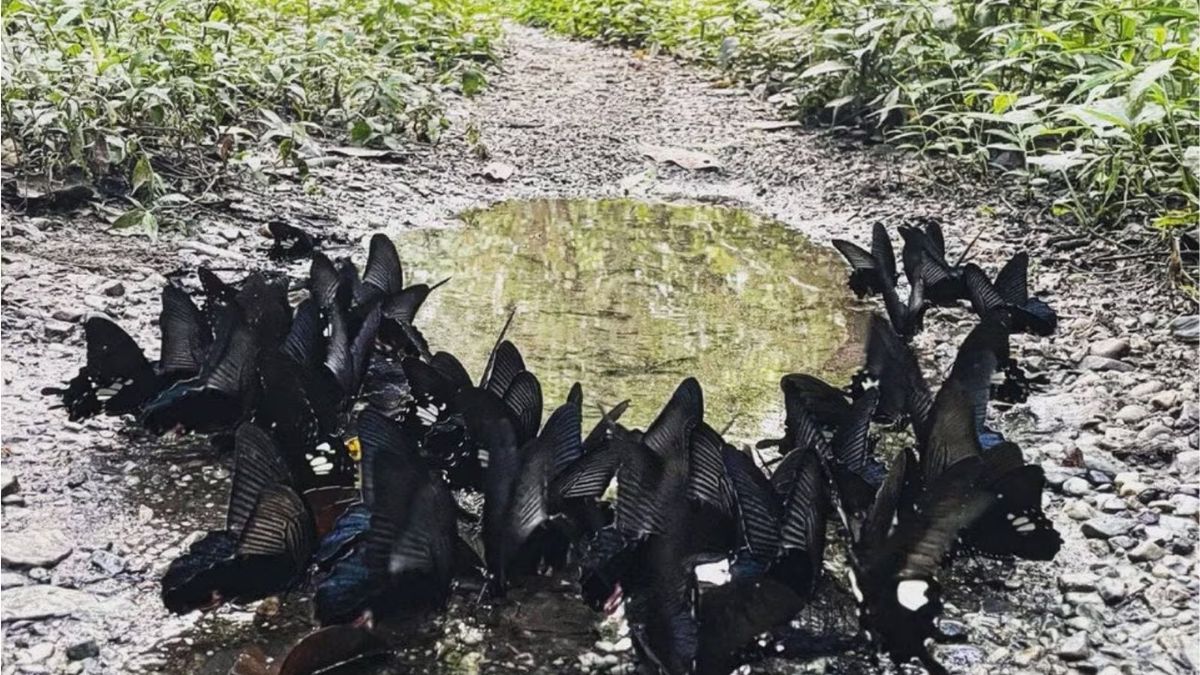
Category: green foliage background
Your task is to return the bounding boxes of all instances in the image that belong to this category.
[515,0,1199,230]
[2,0,499,190]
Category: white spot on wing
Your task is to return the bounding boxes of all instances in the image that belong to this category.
[896,579,930,611]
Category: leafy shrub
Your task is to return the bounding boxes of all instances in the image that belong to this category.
[2,0,499,193]
[516,0,1199,229]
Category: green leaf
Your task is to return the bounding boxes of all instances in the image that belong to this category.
[111,209,158,239]
[799,60,851,78]
[131,156,156,193]
[1128,58,1174,100]
[350,119,372,143]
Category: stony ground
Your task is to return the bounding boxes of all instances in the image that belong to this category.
[2,23,1198,675]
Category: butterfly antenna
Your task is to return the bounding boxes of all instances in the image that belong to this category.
[953,229,985,267]
[480,308,518,388]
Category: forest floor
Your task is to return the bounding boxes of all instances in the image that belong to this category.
[2,23,1197,675]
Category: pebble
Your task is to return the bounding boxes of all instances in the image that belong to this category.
[1066,501,1094,520]
[1081,516,1136,539]
[1,529,74,568]
[65,641,99,661]
[1,467,18,496]
[1,585,99,621]
[1169,315,1199,343]
[90,549,126,575]
[1115,405,1150,424]
[1089,337,1130,359]
[1058,572,1098,592]
[1128,540,1167,562]
[21,643,54,664]
[1,571,30,587]
[101,281,125,297]
[43,319,74,339]
[1175,451,1200,476]
[1097,578,1126,604]
[1062,477,1091,496]
[1150,391,1180,410]
[1057,633,1091,660]
[1131,380,1165,398]
[1079,355,1135,372]
[1168,494,1199,516]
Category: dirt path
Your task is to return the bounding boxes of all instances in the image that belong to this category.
[2,23,1197,675]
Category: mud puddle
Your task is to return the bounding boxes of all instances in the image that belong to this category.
[149,198,866,673]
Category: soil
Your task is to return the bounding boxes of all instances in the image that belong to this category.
[2,22,1197,675]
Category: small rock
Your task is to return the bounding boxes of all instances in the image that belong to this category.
[1128,540,1167,562]
[1097,578,1126,604]
[1,529,74,568]
[1168,494,1199,517]
[1066,501,1094,520]
[1081,516,1136,539]
[1012,646,1043,666]
[65,641,99,661]
[52,308,84,322]
[43,319,74,340]
[1115,405,1150,424]
[1118,481,1148,498]
[1169,315,1199,343]
[1,571,30,588]
[1,585,99,621]
[0,467,18,496]
[1176,451,1200,476]
[21,643,54,664]
[90,549,125,575]
[1058,572,1098,592]
[101,281,125,297]
[1150,391,1180,410]
[1114,471,1139,488]
[1131,381,1165,398]
[137,505,155,523]
[1080,355,1135,372]
[1089,337,1130,359]
[1099,496,1127,512]
[1057,633,1091,660]
[1181,400,1199,422]
[1062,477,1091,496]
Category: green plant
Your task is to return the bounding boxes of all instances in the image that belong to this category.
[515,0,1199,230]
[2,0,501,201]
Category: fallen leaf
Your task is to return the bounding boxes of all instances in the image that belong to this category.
[275,625,388,675]
[481,161,516,182]
[637,144,722,171]
[746,120,801,131]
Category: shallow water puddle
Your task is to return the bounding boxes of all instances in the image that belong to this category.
[155,199,867,673]
[400,198,866,443]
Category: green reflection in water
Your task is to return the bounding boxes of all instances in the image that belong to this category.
[395,199,866,444]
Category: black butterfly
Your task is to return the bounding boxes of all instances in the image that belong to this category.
[831,222,899,298]
[267,221,320,262]
[43,285,211,420]
[963,253,1058,336]
[313,411,459,625]
[161,423,316,613]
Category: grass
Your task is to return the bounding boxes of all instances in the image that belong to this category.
[514,0,1199,236]
[2,0,500,228]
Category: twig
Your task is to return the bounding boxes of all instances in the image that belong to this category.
[178,240,248,261]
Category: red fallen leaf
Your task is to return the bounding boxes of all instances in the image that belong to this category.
[274,625,388,675]
[303,486,359,537]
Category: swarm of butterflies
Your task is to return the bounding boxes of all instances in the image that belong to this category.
[44,218,1063,675]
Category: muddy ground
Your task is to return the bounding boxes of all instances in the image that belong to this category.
[2,23,1198,675]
